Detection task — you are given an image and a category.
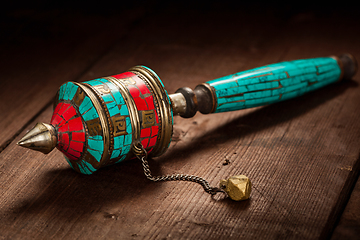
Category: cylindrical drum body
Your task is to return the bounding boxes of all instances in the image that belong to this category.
[50,66,173,174]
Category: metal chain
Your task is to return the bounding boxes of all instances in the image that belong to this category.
[134,142,224,196]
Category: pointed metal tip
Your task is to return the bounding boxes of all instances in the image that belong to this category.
[18,122,57,154]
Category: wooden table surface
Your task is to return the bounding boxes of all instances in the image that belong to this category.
[1,2,359,239]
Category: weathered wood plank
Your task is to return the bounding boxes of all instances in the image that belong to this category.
[267,17,360,240]
[0,6,359,240]
[331,175,360,240]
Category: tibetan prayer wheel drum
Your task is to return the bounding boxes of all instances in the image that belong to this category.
[18,54,358,175]
[44,66,173,174]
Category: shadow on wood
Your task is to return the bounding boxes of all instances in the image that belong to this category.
[5,78,356,224]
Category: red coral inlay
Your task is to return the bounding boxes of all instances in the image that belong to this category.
[146,96,155,109]
[138,82,150,95]
[57,103,70,117]
[62,106,76,121]
[72,132,86,142]
[111,71,162,152]
[149,136,157,147]
[67,149,81,159]
[52,102,86,161]
[69,141,84,153]
[128,86,140,98]
[112,71,136,79]
[151,126,159,137]
[59,132,70,146]
[68,117,83,132]
[58,133,69,151]
[51,102,63,122]
[58,124,69,133]
[134,97,147,111]
[51,115,65,128]
[141,138,149,148]
[141,128,151,138]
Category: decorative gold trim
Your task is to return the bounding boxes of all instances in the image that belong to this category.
[200,83,217,113]
[169,93,186,116]
[129,66,173,157]
[111,115,127,137]
[141,110,156,128]
[84,82,115,167]
[76,83,110,166]
[105,76,141,151]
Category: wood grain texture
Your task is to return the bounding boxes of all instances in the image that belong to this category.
[331,176,360,240]
[0,3,360,239]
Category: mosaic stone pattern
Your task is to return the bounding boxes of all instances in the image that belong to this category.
[84,78,133,165]
[51,63,177,174]
[54,82,105,174]
[53,69,164,174]
[112,72,160,154]
[207,57,342,113]
[133,66,174,152]
[51,102,86,161]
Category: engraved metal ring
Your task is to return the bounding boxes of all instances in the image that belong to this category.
[106,76,142,158]
[129,66,173,157]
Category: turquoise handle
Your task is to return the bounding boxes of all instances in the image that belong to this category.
[206,57,342,113]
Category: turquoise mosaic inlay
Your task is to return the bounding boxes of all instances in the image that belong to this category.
[87,135,104,162]
[58,81,104,174]
[78,160,97,174]
[84,78,133,163]
[79,96,93,116]
[207,57,341,113]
